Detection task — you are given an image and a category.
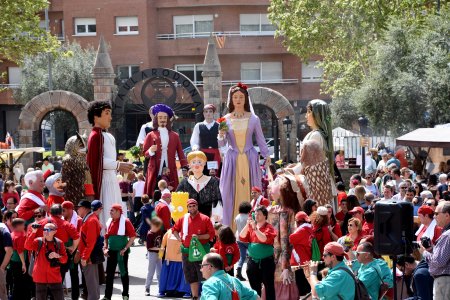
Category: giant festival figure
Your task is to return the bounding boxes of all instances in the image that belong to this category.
[86,101,133,225]
[219,83,270,227]
[143,104,188,196]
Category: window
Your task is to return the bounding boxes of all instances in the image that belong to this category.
[175,64,204,83]
[240,14,276,35]
[8,67,22,85]
[173,15,213,38]
[118,65,140,81]
[74,18,96,36]
[302,61,324,82]
[241,62,282,82]
[115,16,138,35]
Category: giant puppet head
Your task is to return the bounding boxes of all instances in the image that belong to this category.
[65,132,87,157]
[45,173,66,196]
[151,104,175,130]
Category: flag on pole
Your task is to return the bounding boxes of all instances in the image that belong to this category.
[5,132,15,149]
[215,34,226,49]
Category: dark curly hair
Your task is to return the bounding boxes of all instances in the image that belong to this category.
[87,101,112,126]
[218,226,236,244]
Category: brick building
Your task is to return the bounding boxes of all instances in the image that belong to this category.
[0,0,329,153]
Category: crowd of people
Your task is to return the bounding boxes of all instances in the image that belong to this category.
[0,85,449,300]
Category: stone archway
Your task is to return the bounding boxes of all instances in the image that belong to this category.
[18,90,91,149]
[248,87,297,162]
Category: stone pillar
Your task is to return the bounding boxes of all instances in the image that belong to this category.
[92,36,115,102]
[202,35,222,117]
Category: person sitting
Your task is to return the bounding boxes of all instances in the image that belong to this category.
[397,255,433,299]
[200,253,257,300]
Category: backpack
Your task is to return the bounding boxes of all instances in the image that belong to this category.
[28,237,62,276]
[336,267,371,300]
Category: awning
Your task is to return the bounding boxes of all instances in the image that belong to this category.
[0,147,45,161]
[396,128,450,148]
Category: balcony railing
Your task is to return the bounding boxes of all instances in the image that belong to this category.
[193,79,298,86]
[156,31,275,40]
[0,84,21,89]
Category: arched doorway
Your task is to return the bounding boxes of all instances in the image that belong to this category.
[40,110,78,151]
[112,68,204,149]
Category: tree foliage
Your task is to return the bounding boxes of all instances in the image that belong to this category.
[16,41,96,103]
[0,0,60,62]
[352,8,450,136]
[269,0,436,96]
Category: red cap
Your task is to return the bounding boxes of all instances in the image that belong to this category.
[187,199,198,206]
[203,104,216,112]
[349,207,365,215]
[418,205,434,215]
[324,242,348,258]
[251,186,262,193]
[111,203,123,214]
[43,169,52,181]
[295,211,310,223]
[161,192,171,200]
[61,201,74,210]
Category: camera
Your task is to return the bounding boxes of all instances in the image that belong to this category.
[46,250,60,267]
[31,223,42,229]
[420,236,432,249]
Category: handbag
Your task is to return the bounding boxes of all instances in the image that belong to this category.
[188,236,207,262]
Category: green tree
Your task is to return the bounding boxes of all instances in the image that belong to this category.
[0,0,60,62]
[16,41,96,102]
[352,9,450,136]
[269,0,436,97]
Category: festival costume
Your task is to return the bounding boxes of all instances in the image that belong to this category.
[16,190,47,222]
[87,127,125,226]
[190,120,222,171]
[176,176,222,217]
[219,114,269,228]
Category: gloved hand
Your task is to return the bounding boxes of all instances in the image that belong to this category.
[281,268,293,285]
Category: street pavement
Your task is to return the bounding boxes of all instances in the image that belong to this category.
[99,243,251,300]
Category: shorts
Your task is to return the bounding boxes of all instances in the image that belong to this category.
[181,253,203,284]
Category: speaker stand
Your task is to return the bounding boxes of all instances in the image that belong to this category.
[392,256,397,300]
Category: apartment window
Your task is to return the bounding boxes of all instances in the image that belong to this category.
[116,16,139,35]
[74,18,96,36]
[302,61,323,82]
[175,64,204,83]
[241,62,282,81]
[173,15,213,38]
[8,67,22,85]
[240,14,276,35]
[118,65,140,81]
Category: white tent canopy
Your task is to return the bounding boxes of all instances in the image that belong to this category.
[332,127,359,137]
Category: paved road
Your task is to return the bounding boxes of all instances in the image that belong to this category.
[99,243,251,300]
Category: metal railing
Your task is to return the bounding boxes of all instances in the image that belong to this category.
[156,31,275,40]
[192,79,298,86]
[333,133,396,159]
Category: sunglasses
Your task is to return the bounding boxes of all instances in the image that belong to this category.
[434,212,443,216]
[34,214,43,218]
[356,251,370,256]
[426,202,435,206]
[43,228,56,232]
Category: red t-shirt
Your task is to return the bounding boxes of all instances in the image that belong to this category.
[289,224,313,264]
[155,202,172,230]
[335,211,346,222]
[212,241,240,268]
[240,222,277,245]
[38,216,80,244]
[105,218,136,240]
[172,212,215,248]
[11,231,26,254]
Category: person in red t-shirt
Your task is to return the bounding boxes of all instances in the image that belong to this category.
[211,226,240,276]
[2,180,20,206]
[103,203,136,300]
[156,192,172,231]
[416,205,442,244]
[172,199,215,300]
[239,205,277,299]
[10,218,32,300]
[311,207,333,256]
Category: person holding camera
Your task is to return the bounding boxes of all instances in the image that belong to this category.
[416,205,442,245]
[422,201,450,300]
[25,222,68,300]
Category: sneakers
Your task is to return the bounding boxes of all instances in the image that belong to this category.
[145,289,150,296]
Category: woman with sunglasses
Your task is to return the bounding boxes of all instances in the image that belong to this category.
[338,217,363,252]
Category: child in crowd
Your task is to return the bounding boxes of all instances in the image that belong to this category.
[211,226,240,276]
[139,194,154,244]
[157,179,170,195]
[234,201,251,281]
[2,180,20,206]
[211,222,223,247]
[10,218,32,299]
[145,217,164,296]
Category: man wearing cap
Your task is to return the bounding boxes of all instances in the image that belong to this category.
[143,104,188,196]
[45,172,66,209]
[289,211,313,297]
[77,200,102,300]
[103,204,136,300]
[156,192,172,231]
[16,170,47,223]
[250,186,270,211]
[416,205,442,245]
[190,104,221,175]
[91,199,104,220]
[305,242,355,300]
[172,199,215,300]
[354,242,382,300]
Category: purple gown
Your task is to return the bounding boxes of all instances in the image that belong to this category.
[219,114,269,226]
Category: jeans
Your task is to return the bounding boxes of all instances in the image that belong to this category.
[145,251,162,290]
[237,241,248,268]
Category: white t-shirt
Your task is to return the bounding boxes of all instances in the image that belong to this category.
[133,181,145,197]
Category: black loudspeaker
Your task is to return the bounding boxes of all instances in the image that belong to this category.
[374,201,414,256]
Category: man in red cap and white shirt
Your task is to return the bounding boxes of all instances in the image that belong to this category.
[156,192,172,231]
[16,170,47,223]
[416,205,442,245]
[172,199,215,300]
[306,241,355,300]
[190,104,222,175]
[103,203,136,300]
[250,186,270,211]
